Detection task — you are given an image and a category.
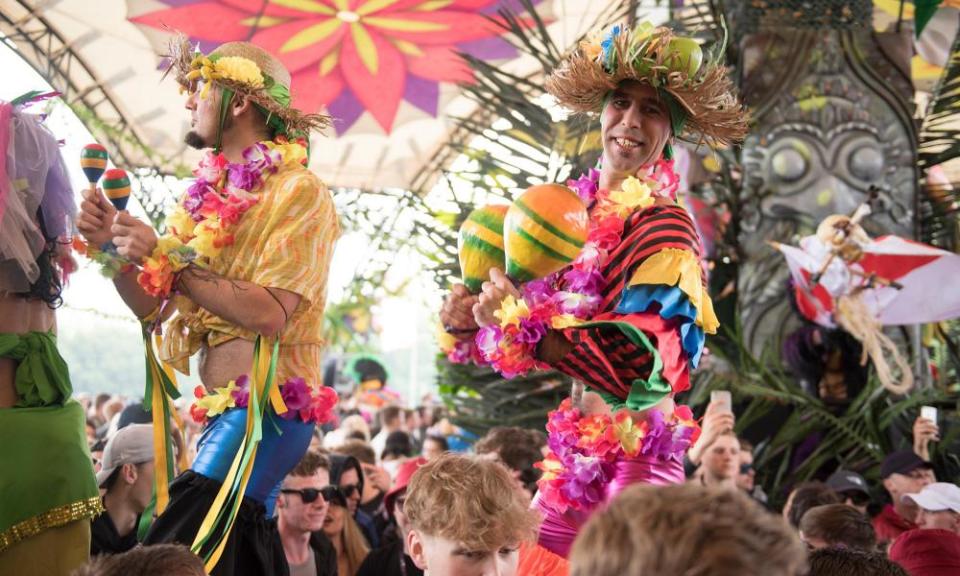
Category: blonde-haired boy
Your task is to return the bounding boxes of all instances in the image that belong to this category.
[404,453,539,576]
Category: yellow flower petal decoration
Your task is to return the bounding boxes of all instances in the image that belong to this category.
[494,295,530,328]
[608,176,654,212]
[537,454,565,481]
[186,220,223,259]
[580,40,602,60]
[195,380,238,418]
[265,141,308,167]
[435,322,457,352]
[612,410,646,457]
[165,208,197,238]
[213,56,264,89]
[155,234,186,255]
[551,314,583,329]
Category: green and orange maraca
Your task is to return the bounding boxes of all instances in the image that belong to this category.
[458,204,509,294]
[502,184,588,282]
[457,184,589,292]
[101,168,131,211]
[80,143,108,193]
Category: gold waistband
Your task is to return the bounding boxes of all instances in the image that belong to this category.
[0,497,104,552]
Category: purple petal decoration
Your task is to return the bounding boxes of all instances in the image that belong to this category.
[480,0,545,15]
[476,325,503,357]
[457,37,518,60]
[404,74,440,116]
[568,168,601,205]
[562,267,605,295]
[229,374,250,408]
[157,0,204,6]
[328,89,366,136]
[227,163,262,191]
[279,377,312,419]
[515,316,548,344]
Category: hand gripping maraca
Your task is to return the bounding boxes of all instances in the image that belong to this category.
[80,143,108,193]
[101,168,131,211]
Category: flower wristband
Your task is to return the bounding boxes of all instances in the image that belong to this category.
[74,238,134,278]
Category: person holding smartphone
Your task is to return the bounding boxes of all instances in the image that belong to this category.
[685,392,736,474]
[913,406,940,463]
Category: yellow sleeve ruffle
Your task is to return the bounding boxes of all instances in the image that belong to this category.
[626,248,719,334]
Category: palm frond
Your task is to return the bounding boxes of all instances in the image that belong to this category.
[918,28,960,171]
[699,315,956,505]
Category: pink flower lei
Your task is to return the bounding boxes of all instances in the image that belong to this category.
[190,374,339,425]
[535,398,701,513]
[138,138,308,299]
[469,158,679,377]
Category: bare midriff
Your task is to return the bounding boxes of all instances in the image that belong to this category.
[0,293,56,408]
[198,337,255,392]
[579,390,676,420]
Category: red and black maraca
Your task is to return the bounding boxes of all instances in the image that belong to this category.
[101,168,131,211]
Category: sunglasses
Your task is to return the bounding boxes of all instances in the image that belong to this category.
[840,491,870,506]
[739,463,754,474]
[340,483,360,499]
[281,485,345,506]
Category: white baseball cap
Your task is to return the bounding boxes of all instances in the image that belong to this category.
[903,482,960,513]
[96,424,154,487]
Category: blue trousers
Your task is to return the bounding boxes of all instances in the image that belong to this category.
[191,407,315,517]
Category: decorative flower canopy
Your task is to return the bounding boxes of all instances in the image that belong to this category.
[131,0,538,134]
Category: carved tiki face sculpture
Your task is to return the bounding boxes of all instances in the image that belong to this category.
[736,20,918,353]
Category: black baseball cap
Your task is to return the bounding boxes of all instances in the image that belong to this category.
[881,450,932,479]
[826,469,870,496]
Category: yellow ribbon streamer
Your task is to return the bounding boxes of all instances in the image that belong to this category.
[191,336,285,572]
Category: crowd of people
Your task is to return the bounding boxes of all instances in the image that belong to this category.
[67,388,959,576]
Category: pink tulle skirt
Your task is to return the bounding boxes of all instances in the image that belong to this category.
[534,453,685,557]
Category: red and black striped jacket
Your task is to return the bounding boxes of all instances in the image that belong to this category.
[552,203,705,408]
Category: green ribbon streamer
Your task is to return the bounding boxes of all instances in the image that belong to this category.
[215,88,234,152]
[915,1,945,38]
[192,336,280,566]
[138,324,181,539]
[659,89,688,139]
[0,332,71,408]
[137,491,157,541]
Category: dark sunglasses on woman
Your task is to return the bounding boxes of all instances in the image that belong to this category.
[340,482,360,499]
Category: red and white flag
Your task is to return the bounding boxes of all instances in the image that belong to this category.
[774,235,960,328]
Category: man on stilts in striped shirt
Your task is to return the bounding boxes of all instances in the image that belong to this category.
[440,21,750,556]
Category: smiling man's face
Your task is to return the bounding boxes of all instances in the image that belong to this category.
[600,80,672,181]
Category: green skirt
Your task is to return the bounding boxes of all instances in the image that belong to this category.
[0,330,101,551]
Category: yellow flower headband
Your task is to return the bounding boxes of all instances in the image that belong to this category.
[186,55,265,99]
[165,33,333,137]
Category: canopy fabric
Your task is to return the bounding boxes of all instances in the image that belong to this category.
[1,0,621,190]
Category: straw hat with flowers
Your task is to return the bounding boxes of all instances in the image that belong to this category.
[166,33,331,146]
[546,22,750,149]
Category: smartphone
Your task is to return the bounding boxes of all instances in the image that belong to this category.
[921,406,938,425]
[711,390,733,414]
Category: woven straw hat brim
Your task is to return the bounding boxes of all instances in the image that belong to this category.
[546,26,750,148]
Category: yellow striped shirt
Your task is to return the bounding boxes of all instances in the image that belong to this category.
[160,164,339,387]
